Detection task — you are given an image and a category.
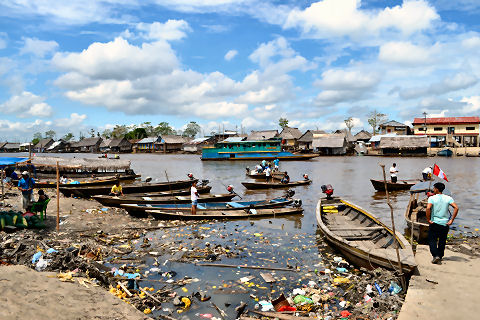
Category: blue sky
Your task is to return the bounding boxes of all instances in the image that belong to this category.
[1,0,480,141]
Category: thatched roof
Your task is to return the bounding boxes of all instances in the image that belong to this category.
[247,130,279,141]
[71,137,102,148]
[34,138,54,148]
[312,134,346,148]
[279,127,302,140]
[298,130,326,143]
[31,156,131,170]
[100,138,130,148]
[161,135,191,144]
[3,143,20,149]
[334,129,355,142]
[379,136,429,149]
[354,130,372,141]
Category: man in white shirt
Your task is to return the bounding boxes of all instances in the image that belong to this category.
[264,166,272,182]
[390,163,398,183]
[191,180,199,215]
[422,166,432,181]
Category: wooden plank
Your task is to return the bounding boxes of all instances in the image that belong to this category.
[118,282,133,297]
[260,272,276,283]
[329,227,385,231]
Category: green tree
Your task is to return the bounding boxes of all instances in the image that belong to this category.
[45,130,56,139]
[279,117,289,129]
[111,125,129,138]
[141,122,155,136]
[344,117,354,134]
[183,121,201,138]
[125,127,147,140]
[62,132,74,141]
[154,122,176,136]
[89,128,96,138]
[367,110,387,135]
[101,129,112,139]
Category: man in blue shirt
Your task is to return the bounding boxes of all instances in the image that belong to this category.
[273,158,280,171]
[426,182,459,264]
[18,171,35,211]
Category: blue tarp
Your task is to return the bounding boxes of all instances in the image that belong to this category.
[0,157,29,167]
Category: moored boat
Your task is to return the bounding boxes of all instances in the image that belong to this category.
[370,179,421,192]
[33,175,140,189]
[59,179,198,197]
[94,193,237,207]
[246,169,286,180]
[437,148,453,157]
[241,180,312,190]
[316,197,416,273]
[146,206,304,220]
[122,197,294,216]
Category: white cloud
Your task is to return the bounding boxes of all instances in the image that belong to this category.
[224,49,238,61]
[20,37,59,57]
[284,0,438,39]
[378,41,436,66]
[135,20,191,41]
[461,96,480,113]
[0,91,53,118]
[462,36,480,49]
[54,113,87,127]
[249,37,294,68]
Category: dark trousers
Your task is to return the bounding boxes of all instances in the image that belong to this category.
[428,223,449,258]
[391,176,397,183]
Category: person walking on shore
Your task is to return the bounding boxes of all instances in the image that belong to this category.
[426,182,459,264]
[18,171,35,211]
[422,166,433,181]
[191,180,199,215]
[390,163,398,183]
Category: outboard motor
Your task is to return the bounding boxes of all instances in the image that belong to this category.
[285,189,295,198]
[293,199,302,208]
[303,174,309,180]
[227,185,235,194]
[321,184,334,200]
[187,173,194,180]
[145,176,152,183]
[201,179,210,186]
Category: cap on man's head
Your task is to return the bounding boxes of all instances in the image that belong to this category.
[22,171,29,176]
[433,182,445,192]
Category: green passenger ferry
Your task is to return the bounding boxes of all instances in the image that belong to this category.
[201,139,319,161]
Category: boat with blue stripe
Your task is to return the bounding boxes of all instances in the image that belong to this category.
[121,197,294,216]
[201,138,318,161]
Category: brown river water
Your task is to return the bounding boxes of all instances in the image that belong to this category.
[11,153,480,316]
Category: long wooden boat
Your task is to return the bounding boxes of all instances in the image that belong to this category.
[437,148,453,157]
[246,170,286,180]
[59,179,198,198]
[241,180,312,190]
[146,207,304,220]
[124,185,212,198]
[316,197,416,273]
[95,193,237,207]
[32,175,140,189]
[405,191,429,243]
[121,197,293,216]
[370,179,421,191]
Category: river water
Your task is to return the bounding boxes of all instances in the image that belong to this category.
[8,153,480,316]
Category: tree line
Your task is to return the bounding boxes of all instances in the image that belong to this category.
[31,121,201,145]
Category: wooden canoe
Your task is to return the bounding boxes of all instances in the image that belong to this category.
[32,174,140,189]
[246,170,286,180]
[370,179,420,191]
[316,197,416,273]
[122,185,212,198]
[59,179,198,197]
[121,197,293,216]
[95,193,237,207]
[241,180,312,190]
[145,207,304,220]
[404,192,430,243]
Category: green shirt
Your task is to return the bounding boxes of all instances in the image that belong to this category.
[428,194,454,226]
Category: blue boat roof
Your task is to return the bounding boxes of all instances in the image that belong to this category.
[219,138,280,143]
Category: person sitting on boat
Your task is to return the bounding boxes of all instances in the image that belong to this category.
[273,158,280,171]
[389,163,398,183]
[422,166,433,181]
[281,172,290,184]
[261,159,267,169]
[255,165,263,173]
[191,180,199,215]
[426,182,459,264]
[60,176,68,184]
[110,180,123,196]
[264,166,272,182]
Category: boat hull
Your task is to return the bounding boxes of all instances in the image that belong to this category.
[33,175,140,189]
[202,153,319,161]
[370,179,420,191]
[95,193,236,207]
[242,180,312,190]
[146,207,303,220]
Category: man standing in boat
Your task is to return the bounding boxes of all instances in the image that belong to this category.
[191,180,199,215]
[422,166,433,181]
[273,157,280,171]
[264,165,272,182]
[389,163,398,183]
[426,182,459,264]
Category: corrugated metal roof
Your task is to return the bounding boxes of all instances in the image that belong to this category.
[369,133,397,143]
[222,137,246,142]
[137,137,158,144]
[380,120,408,127]
[413,116,480,125]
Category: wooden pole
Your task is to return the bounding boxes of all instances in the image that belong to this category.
[380,164,406,290]
[1,169,4,208]
[164,170,178,210]
[56,161,60,232]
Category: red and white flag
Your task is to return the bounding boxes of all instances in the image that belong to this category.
[433,164,448,182]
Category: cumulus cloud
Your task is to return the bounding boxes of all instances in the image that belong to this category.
[461,96,480,113]
[284,0,439,39]
[20,37,59,57]
[378,41,436,66]
[135,20,191,41]
[54,112,87,127]
[224,49,238,61]
[313,69,381,107]
[0,91,53,118]
[398,72,477,99]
